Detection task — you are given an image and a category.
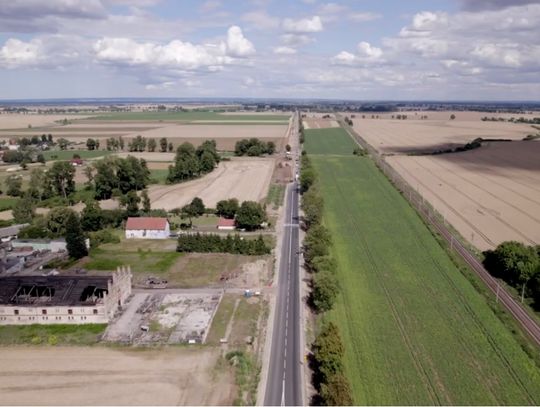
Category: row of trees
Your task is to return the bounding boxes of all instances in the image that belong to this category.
[103,136,174,152]
[167,140,220,183]
[299,146,353,404]
[176,233,269,255]
[483,241,540,304]
[312,322,353,405]
[234,138,275,157]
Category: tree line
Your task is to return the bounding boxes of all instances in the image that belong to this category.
[234,138,275,156]
[167,140,220,183]
[300,149,353,404]
[176,233,269,255]
[484,241,540,305]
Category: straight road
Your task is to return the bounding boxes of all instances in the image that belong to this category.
[264,112,303,406]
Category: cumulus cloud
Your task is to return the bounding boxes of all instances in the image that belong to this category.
[333,41,383,65]
[225,26,255,57]
[0,0,106,19]
[280,33,313,46]
[282,16,323,32]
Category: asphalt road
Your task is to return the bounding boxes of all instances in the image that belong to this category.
[264,113,303,406]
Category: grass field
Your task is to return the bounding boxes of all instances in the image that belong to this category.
[43,149,112,161]
[266,183,286,209]
[305,129,540,405]
[303,127,358,155]
[0,197,19,212]
[149,168,169,184]
[86,247,182,273]
[0,324,106,345]
[89,111,289,122]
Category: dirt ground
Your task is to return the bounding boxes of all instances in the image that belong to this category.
[0,346,234,406]
[387,141,540,250]
[353,117,534,154]
[303,118,338,129]
[0,114,89,129]
[148,158,274,210]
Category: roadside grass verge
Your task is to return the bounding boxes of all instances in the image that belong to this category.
[266,183,286,209]
[0,324,106,346]
[309,152,540,405]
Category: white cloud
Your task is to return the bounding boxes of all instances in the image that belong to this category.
[199,0,222,12]
[318,3,347,14]
[0,38,43,68]
[0,0,106,19]
[280,33,313,46]
[282,16,323,33]
[241,11,280,29]
[225,26,255,57]
[349,12,381,22]
[357,41,382,59]
[332,51,356,64]
[333,41,383,65]
[273,46,297,55]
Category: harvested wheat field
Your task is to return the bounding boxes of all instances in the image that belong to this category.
[387,141,540,251]
[303,119,338,129]
[0,114,89,130]
[353,117,534,154]
[148,158,274,210]
[0,346,234,406]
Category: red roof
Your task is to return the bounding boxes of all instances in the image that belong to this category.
[126,217,168,230]
[217,217,236,227]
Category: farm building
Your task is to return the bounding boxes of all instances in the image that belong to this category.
[217,217,236,230]
[125,217,170,239]
[0,267,132,325]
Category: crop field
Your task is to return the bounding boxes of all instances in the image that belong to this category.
[351,115,533,154]
[387,141,540,250]
[304,130,540,404]
[148,158,274,210]
[88,111,290,122]
[42,149,112,161]
[302,127,357,155]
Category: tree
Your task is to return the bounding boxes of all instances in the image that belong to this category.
[120,190,140,216]
[141,189,151,212]
[199,150,216,173]
[517,256,539,303]
[46,207,77,237]
[216,198,239,219]
[266,141,276,155]
[12,193,35,224]
[48,161,75,198]
[86,138,97,150]
[320,373,354,406]
[36,153,46,164]
[285,144,291,152]
[236,201,266,230]
[147,138,157,152]
[450,114,456,120]
[28,168,45,199]
[312,270,339,312]
[313,322,345,383]
[190,197,205,216]
[181,203,199,226]
[5,175,22,197]
[57,138,69,150]
[168,142,174,152]
[80,200,104,232]
[160,137,168,152]
[65,212,88,259]
[302,186,324,228]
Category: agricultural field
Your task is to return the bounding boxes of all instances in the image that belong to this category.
[0,347,234,405]
[302,127,358,155]
[351,114,534,154]
[387,141,540,250]
[148,158,274,210]
[304,129,540,405]
[0,112,291,152]
[42,149,111,161]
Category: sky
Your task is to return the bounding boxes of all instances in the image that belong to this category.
[0,0,539,100]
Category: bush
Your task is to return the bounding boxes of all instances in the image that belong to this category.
[89,229,120,248]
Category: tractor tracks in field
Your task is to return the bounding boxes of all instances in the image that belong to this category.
[372,163,536,405]
[327,161,442,405]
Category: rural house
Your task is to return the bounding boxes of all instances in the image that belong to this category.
[125,217,170,239]
[217,217,236,230]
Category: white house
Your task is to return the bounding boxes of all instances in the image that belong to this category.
[125,217,170,239]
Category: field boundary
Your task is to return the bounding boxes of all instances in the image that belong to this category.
[337,115,540,347]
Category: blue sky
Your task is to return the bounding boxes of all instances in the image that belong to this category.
[0,0,539,100]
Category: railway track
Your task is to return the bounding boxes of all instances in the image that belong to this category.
[338,115,540,348]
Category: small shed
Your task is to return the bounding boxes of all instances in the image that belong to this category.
[217,217,236,231]
[125,217,170,239]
